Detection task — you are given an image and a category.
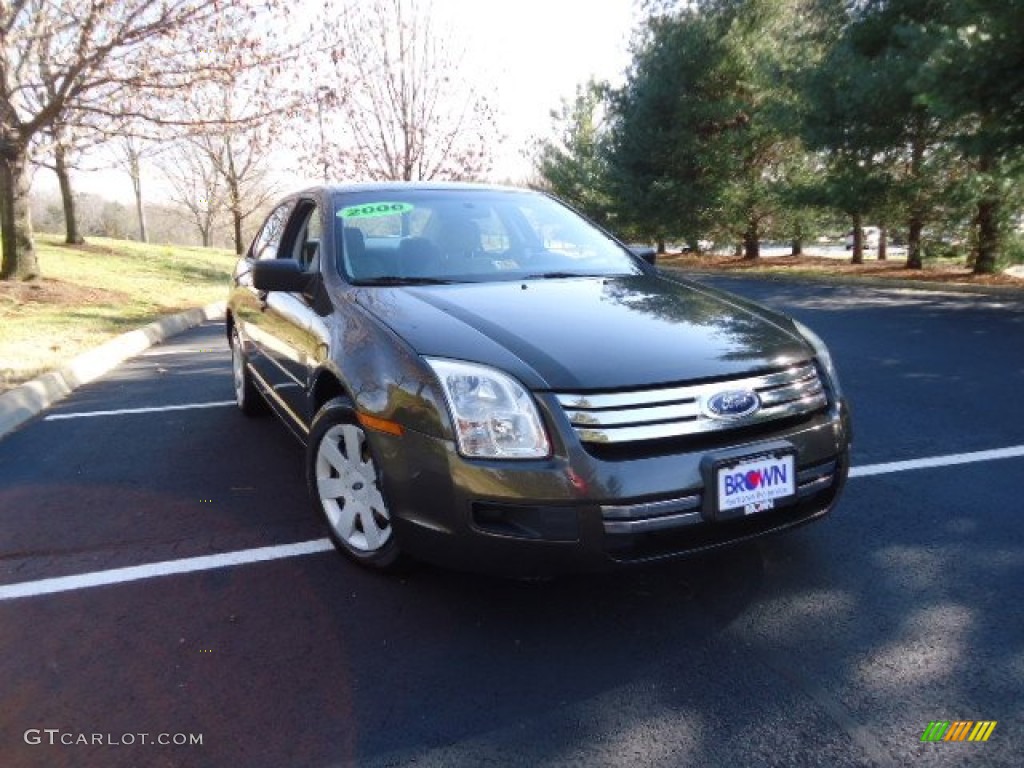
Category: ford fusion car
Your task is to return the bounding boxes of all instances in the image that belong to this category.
[227,183,851,574]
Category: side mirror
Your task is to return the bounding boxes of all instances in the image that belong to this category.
[252,259,313,292]
[629,245,658,265]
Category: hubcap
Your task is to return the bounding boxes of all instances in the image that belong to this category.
[315,423,392,552]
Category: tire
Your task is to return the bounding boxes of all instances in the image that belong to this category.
[307,398,402,570]
[230,325,268,416]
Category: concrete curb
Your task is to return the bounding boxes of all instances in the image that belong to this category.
[0,301,226,440]
[662,266,1024,298]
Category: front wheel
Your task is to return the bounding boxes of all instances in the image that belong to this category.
[307,399,402,570]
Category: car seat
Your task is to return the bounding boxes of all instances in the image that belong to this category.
[397,236,443,278]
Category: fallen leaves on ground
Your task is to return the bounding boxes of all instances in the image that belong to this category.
[659,252,1024,288]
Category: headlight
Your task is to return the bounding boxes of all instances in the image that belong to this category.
[425,358,551,459]
[793,320,843,398]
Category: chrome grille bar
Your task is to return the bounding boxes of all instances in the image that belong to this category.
[556,363,827,444]
[600,460,837,534]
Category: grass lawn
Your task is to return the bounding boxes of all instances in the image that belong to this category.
[0,234,236,392]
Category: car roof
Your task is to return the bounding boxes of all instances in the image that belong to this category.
[292,181,536,198]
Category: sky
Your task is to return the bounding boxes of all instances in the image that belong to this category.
[33,0,641,204]
[432,0,639,180]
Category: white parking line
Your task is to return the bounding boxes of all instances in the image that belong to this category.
[45,401,235,421]
[0,540,334,602]
[848,444,1024,478]
[2,443,1022,603]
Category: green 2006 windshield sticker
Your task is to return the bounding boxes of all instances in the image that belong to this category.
[338,202,414,219]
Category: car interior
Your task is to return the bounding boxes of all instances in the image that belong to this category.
[338,200,637,283]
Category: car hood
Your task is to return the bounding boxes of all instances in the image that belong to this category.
[353,274,812,390]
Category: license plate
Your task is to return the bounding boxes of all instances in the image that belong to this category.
[716,452,796,515]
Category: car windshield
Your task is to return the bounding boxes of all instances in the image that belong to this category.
[333,188,643,285]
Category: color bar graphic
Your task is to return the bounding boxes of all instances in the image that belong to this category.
[921,720,996,742]
[968,722,997,742]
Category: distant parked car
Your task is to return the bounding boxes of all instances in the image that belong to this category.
[227,182,852,575]
[845,227,880,250]
[671,239,714,254]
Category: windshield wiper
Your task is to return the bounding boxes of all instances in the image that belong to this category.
[521,271,602,280]
[356,276,456,286]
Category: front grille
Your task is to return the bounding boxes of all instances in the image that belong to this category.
[554,362,827,445]
[600,459,838,535]
[603,459,842,562]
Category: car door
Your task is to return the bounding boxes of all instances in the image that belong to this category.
[250,199,328,433]
[233,199,293,391]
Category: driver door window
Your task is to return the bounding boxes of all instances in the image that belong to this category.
[291,203,323,274]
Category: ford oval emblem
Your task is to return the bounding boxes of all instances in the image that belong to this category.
[704,389,761,420]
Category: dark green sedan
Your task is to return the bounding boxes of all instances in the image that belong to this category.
[227,183,851,574]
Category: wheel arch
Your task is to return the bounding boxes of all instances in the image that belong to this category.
[310,366,354,415]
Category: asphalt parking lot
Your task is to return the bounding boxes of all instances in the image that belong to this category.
[1,276,1022,767]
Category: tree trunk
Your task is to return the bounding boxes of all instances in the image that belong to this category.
[974,195,999,275]
[129,152,148,243]
[656,236,666,254]
[0,146,40,281]
[742,221,759,260]
[225,144,244,255]
[907,216,924,269]
[790,238,803,257]
[973,154,1000,275]
[230,185,243,256]
[54,144,84,245]
[0,155,10,276]
[133,184,148,243]
[232,207,243,255]
[850,212,864,265]
[906,111,925,269]
[965,211,979,270]
[878,225,887,261]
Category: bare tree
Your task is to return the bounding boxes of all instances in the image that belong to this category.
[0,0,305,280]
[113,71,292,250]
[320,0,497,182]
[26,44,118,246]
[29,111,116,246]
[161,141,225,247]
[29,122,85,244]
[113,134,166,243]
[185,83,283,254]
[208,131,279,254]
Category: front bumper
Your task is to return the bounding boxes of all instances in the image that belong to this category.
[372,402,851,575]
